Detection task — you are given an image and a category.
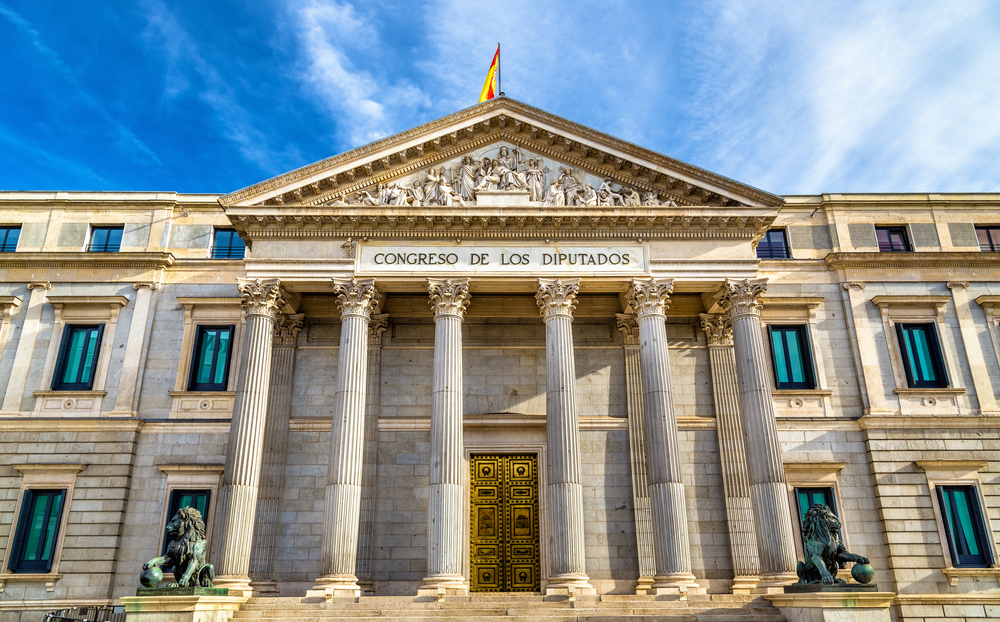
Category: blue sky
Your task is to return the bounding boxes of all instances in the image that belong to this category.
[1,1,998,195]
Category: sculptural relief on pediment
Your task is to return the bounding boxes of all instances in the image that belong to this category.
[320,142,680,208]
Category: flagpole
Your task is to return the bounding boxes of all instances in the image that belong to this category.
[497,42,502,97]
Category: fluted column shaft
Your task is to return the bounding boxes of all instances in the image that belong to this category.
[356,313,387,591]
[212,279,287,596]
[422,279,471,594]
[721,279,797,582]
[313,278,381,598]
[701,314,760,593]
[536,279,593,594]
[249,314,304,593]
[627,279,697,592]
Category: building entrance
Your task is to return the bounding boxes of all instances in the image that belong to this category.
[469,454,540,592]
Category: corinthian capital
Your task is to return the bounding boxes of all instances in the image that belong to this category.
[699,313,732,346]
[333,277,381,319]
[615,313,639,345]
[536,278,580,319]
[626,278,674,320]
[719,278,767,323]
[273,313,305,346]
[369,313,389,345]
[238,278,287,318]
[427,278,471,319]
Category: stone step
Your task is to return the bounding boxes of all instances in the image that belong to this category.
[230,617,783,622]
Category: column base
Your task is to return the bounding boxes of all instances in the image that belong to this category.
[754,571,798,593]
[416,573,469,599]
[211,575,253,598]
[730,575,760,594]
[650,572,704,595]
[634,576,655,595]
[249,578,279,597]
[305,574,362,600]
[544,573,596,597]
[358,578,376,596]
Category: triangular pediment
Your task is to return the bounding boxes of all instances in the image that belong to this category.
[220,98,782,211]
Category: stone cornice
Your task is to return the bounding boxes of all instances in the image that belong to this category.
[826,251,1000,270]
[219,98,783,209]
[0,252,175,269]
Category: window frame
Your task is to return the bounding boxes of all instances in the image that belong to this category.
[875,225,912,252]
[210,228,246,259]
[86,225,124,253]
[0,225,21,252]
[51,324,105,391]
[756,228,791,259]
[187,325,236,391]
[894,322,949,389]
[7,489,67,573]
[783,462,849,569]
[936,485,992,568]
[767,324,817,390]
[170,298,245,419]
[157,464,224,557]
[975,226,1000,252]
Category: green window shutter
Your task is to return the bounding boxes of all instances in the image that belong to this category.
[8,492,34,571]
[895,324,916,387]
[925,325,949,387]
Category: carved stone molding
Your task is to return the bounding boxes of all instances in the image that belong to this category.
[947,281,970,290]
[615,313,639,345]
[273,313,305,347]
[699,313,733,346]
[368,313,389,345]
[720,278,767,323]
[536,278,580,319]
[133,282,158,290]
[427,278,471,319]
[238,278,286,318]
[333,278,381,319]
[626,278,674,320]
[842,281,866,291]
[27,281,51,291]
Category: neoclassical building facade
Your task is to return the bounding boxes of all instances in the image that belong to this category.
[0,99,998,621]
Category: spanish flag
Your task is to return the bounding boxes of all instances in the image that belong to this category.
[479,44,499,103]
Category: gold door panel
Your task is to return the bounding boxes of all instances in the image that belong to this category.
[470,454,540,592]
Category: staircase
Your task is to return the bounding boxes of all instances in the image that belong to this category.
[232,593,786,621]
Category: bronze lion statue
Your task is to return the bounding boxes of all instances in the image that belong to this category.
[143,507,215,588]
[796,504,869,585]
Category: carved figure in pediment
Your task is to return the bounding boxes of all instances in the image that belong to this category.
[599,180,624,206]
[524,158,545,201]
[623,187,641,207]
[408,181,424,206]
[495,146,528,191]
[475,157,499,192]
[438,176,467,207]
[543,180,565,206]
[424,168,441,205]
[329,195,347,206]
[358,190,380,206]
[458,155,477,200]
[560,169,584,206]
[641,191,659,206]
[597,189,612,207]
[582,183,597,207]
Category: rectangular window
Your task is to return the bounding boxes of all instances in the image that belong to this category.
[8,489,66,573]
[188,325,234,391]
[768,325,816,389]
[0,225,21,252]
[937,486,992,567]
[53,325,104,390]
[162,489,211,554]
[876,226,911,252]
[976,226,1000,252]
[756,229,791,259]
[87,226,124,252]
[212,229,245,259]
[895,323,948,388]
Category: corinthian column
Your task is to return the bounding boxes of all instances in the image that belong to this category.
[699,314,760,593]
[249,313,304,595]
[536,279,594,595]
[719,279,797,586]
[420,278,471,596]
[211,278,287,597]
[626,278,698,593]
[311,278,381,599]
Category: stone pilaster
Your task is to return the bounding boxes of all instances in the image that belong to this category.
[719,278,797,587]
[211,278,287,597]
[311,278,382,599]
[1,281,50,413]
[536,279,594,595]
[625,278,699,593]
[112,282,158,415]
[616,314,656,593]
[249,313,304,595]
[356,313,387,594]
[700,314,761,593]
[421,278,471,596]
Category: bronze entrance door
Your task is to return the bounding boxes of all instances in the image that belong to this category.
[469,454,540,592]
